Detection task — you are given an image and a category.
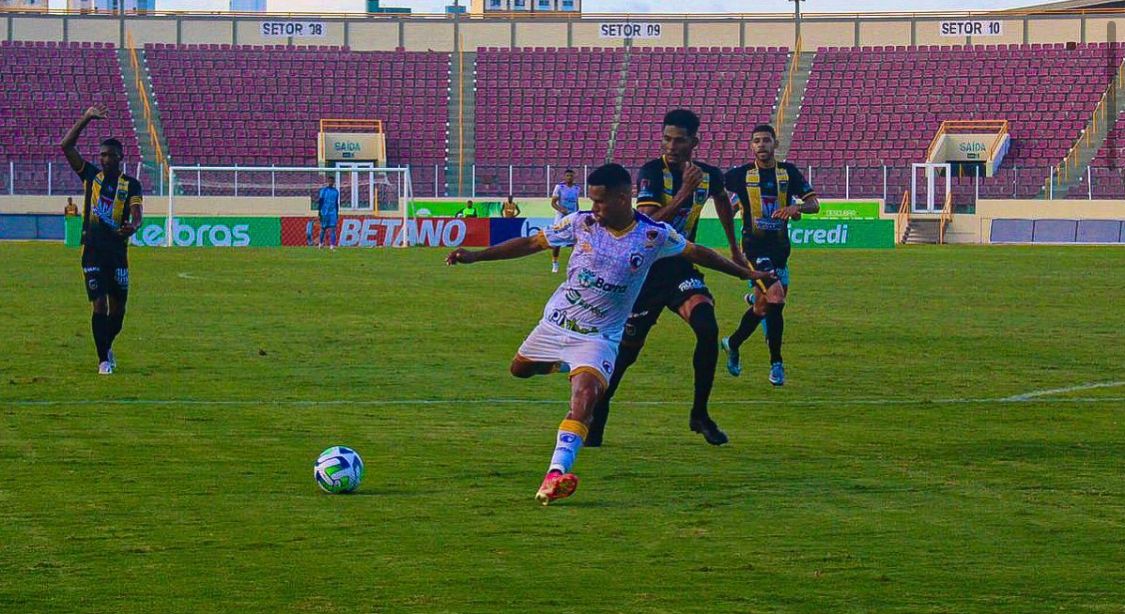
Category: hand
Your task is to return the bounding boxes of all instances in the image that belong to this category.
[118,222,137,238]
[731,250,751,271]
[84,104,108,121]
[773,205,802,220]
[744,268,778,282]
[446,248,476,265]
[679,163,703,195]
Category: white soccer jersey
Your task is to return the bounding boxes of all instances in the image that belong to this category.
[533,211,691,343]
[552,183,582,215]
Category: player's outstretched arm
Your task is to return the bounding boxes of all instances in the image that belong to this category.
[683,243,774,282]
[712,190,749,268]
[60,104,106,172]
[446,235,548,265]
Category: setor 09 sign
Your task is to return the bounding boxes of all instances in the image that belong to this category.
[599,23,662,39]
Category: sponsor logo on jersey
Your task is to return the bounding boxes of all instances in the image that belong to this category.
[677,277,707,293]
[576,268,627,294]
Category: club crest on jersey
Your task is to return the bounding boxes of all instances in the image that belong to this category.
[644,229,659,248]
[695,188,708,203]
[578,241,593,253]
[628,252,644,271]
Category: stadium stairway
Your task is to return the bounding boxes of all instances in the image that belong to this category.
[446,50,476,196]
[604,43,635,164]
[1048,57,1125,198]
[117,46,169,193]
[903,218,941,244]
[775,50,816,161]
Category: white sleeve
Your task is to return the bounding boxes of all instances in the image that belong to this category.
[655,224,689,260]
[541,212,579,247]
[551,184,561,198]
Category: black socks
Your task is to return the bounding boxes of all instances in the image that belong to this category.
[688,303,719,420]
[766,304,785,364]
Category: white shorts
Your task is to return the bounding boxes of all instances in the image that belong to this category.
[553,210,576,225]
[516,321,617,387]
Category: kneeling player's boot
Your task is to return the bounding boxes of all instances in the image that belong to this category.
[721,337,741,377]
[534,470,578,505]
[769,361,785,387]
[689,416,729,446]
[98,361,113,375]
[107,349,117,370]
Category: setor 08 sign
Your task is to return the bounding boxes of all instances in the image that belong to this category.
[261,21,326,38]
[599,22,662,39]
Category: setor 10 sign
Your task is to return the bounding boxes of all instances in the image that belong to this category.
[940,20,1002,37]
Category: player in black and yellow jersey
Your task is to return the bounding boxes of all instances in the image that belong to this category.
[60,104,144,375]
[587,109,746,447]
[722,124,819,386]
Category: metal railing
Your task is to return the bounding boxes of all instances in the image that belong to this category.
[938,191,954,244]
[1048,51,1125,192]
[895,190,910,244]
[774,35,802,132]
[125,31,168,185]
[3,161,1096,202]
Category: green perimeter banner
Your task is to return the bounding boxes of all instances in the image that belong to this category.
[694,218,894,249]
[806,200,881,220]
[66,216,281,247]
[410,199,503,218]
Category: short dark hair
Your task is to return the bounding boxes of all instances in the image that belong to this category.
[587,163,631,193]
[100,138,123,156]
[663,109,701,136]
[564,169,575,174]
[751,124,777,139]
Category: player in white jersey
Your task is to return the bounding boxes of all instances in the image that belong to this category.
[447,164,773,505]
[548,169,582,273]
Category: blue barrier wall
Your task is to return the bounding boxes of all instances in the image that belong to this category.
[991,219,1124,243]
[0,214,66,241]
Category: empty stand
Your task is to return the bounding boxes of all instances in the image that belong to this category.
[144,44,449,194]
[474,47,625,196]
[790,43,1125,201]
[613,47,789,169]
[0,40,139,195]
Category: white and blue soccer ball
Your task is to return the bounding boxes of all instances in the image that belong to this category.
[314,446,364,494]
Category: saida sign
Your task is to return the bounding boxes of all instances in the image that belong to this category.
[320,132,386,162]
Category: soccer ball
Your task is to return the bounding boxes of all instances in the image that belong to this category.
[314,446,364,494]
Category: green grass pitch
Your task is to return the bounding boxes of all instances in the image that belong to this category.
[1,242,1122,612]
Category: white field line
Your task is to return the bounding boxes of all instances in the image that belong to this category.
[997,380,1125,402]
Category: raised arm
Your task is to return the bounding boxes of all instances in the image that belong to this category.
[682,243,774,282]
[446,234,549,266]
[59,104,106,173]
[712,189,748,267]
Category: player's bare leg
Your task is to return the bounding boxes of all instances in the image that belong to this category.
[510,355,567,378]
[535,370,603,505]
[676,295,728,445]
[550,247,561,273]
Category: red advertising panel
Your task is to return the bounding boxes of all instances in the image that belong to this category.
[281,217,491,247]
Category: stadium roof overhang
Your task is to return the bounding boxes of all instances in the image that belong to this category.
[1013,0,1125,10]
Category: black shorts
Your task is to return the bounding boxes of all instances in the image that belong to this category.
[81,248,129,302]
[742,237,790,291]
[622,257,712,345]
